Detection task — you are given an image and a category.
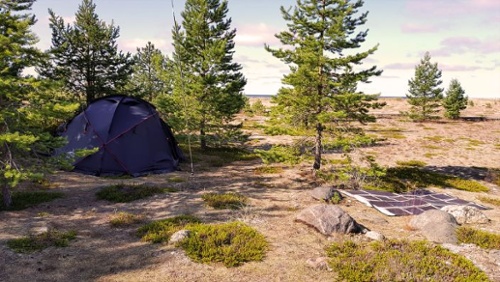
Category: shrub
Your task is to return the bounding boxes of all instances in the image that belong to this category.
[202,192,248,210]
[255,145,302,165]
[0,191,64,211]
[457,227,500,249]
[254,165,284,174]
[478,196,500,207]
[376,167,489,193]
[110,212,145,227]
[179,221,268,267]
[396,160,427,167]
[96,184,177,203]
[7,229,77,253]
[326,239,488,281]
[137,215,201,244]
[323,134,378,152]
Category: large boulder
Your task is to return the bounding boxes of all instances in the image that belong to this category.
[441,205,490,225]
[409,209,458,244]
[310,186,343,203]
[296,204,361,235]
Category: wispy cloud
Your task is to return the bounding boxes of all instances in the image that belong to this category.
[432,36,500,56]
[384,63,415,70]
[235,23,281,47]
[405,0,500,17]
[440,64,482,72]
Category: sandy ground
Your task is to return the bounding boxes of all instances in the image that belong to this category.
[1,98,500,281]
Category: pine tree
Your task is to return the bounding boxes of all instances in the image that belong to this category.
[0,0,76,208]
[126,42,171,102]
[406,52,444,121]
[443,79,467,119]
[167,0,247,149]
[40,0,133,105]
[265,0,383,170]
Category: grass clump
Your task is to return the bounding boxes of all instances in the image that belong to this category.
[0,191,64,211]
[137,215,201,244]
[478,196,500,207]
[96,184,177,203]
[323,134,378,152]
[376,167,489,193]
[110,212,145,227]
[326,239,489,281]
[255,145,302,165]
[179,221,268,267]
[202,192,248,210]
[396,160,427,167]
[254,165,284,174]
[457,227,500,250]
[7,229,77,253]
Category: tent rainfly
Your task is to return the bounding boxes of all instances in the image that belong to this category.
[56,95,184,177]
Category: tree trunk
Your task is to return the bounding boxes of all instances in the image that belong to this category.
[2,183,12,208]
[200,121,207,150]
[313,122,323,170]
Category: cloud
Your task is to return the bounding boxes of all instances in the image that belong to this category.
[431,36,500,56]
[384,63,415,70]
[440,64,482,72]
[405,0,500,17]
[235,23,281,47]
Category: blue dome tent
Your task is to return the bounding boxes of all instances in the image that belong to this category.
[56,95,183,177]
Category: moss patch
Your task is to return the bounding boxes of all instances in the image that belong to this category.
[179,221,268,267]
[202,192,248,210]
[7,230,77,253]
[457,227,500,250]
[137,215,201,244]
[110,212,145,227]
[0,191,64,211]
[375,167,489,193]
[326,239,489,281]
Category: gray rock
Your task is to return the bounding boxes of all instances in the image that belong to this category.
[170,229,190,244]
[296,204,361,235]
[365,230,385,241]
[409,210,458,244]
[310,186,343,202]
[441,205,490,225]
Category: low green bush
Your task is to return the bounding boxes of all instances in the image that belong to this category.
[254,165,284,174]
[179,221,268,267]
[396,160,427,167]
[7,229,77,253]
[96,184,177,203]
[478,196,500,207]
[376,167,489,193]
[326,239,489,281]
[0,191,64,211]
[255,145,302,165]
[110,212,145,227]
[137,215,201,243]
[457,227,500,250]
[202,192,248,210]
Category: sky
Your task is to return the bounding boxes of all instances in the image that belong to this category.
[28,0,500,98]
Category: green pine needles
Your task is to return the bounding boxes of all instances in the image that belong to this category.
[405,52,444,121]
[265,0,384,170]
[443,79,468,119]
